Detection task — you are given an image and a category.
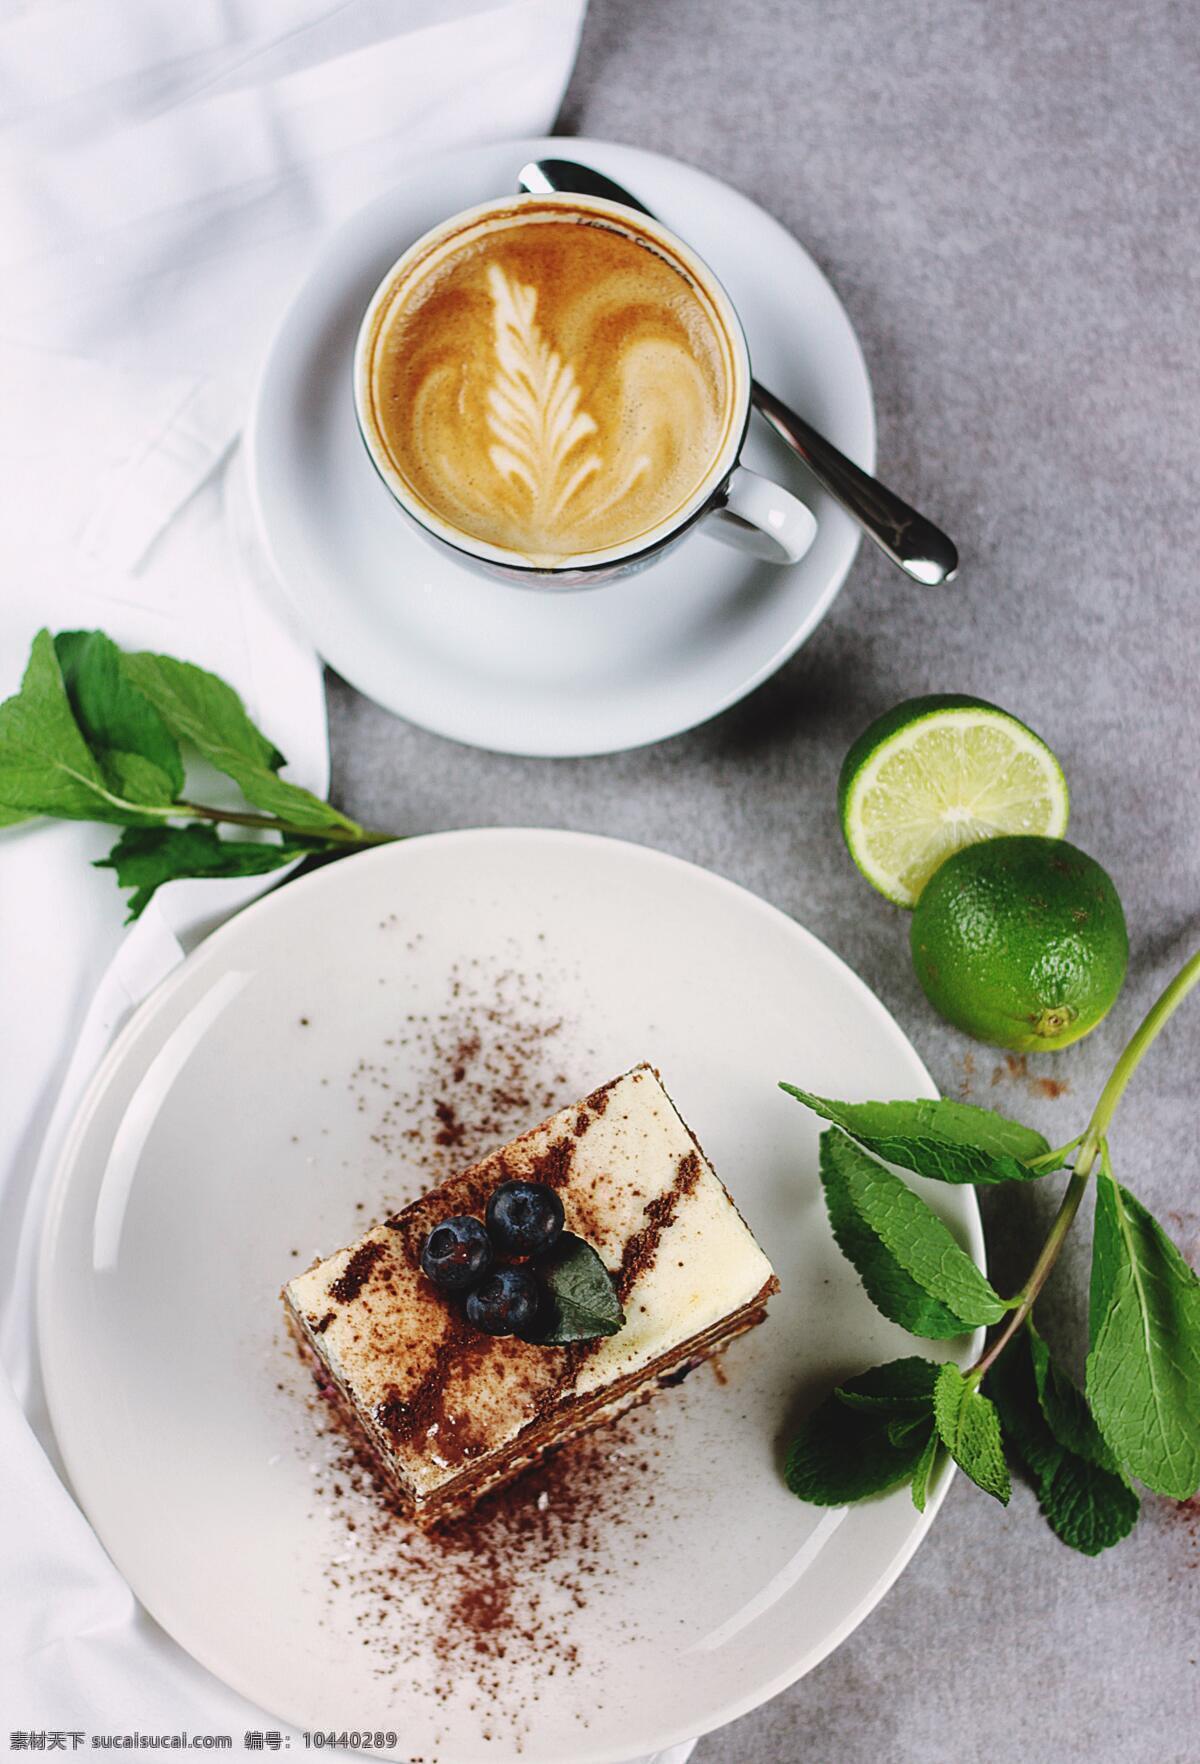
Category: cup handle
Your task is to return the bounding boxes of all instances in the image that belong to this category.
[703,465,818,565]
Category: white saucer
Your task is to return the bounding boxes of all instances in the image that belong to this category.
[40,832,980,1764]
[245,138,874,756]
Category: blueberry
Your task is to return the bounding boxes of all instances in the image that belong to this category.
[420,1215,492,1291]
[465,1266,542,1337]
[486,1181,565,1257]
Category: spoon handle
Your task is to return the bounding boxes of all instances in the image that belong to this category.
[518,158,958,586]
[749,380,958,585]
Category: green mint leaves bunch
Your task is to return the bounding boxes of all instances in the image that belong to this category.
[0,629,392,919]
[781,951,1200,1554]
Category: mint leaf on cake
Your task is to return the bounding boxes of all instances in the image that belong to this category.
[531,1234,626,1345]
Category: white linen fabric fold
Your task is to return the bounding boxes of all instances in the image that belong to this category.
[0,0,588,573]
[0,6,690,1760]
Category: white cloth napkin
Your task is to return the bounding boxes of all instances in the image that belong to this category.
[0,6,691,1761]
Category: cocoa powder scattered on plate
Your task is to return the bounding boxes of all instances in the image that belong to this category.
[288,954,664,1738]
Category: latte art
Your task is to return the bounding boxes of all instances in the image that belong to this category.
[485,263,642,530]
[363,207,737,564]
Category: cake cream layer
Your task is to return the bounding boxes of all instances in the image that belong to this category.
[284,1064,777,1506]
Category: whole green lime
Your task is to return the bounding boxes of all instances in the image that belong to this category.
[910,835,1128,1051]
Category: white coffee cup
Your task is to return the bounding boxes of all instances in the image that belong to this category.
[354,193,817,588]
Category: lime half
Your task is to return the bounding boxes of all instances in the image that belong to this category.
[838,695,1069,908]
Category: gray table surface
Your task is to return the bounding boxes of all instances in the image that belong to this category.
[326,2,1200,1757]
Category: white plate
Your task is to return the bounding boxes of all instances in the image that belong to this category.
[39,833,980,1763]
[245,138,874,756]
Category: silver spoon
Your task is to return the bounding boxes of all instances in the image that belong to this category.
[518,158,958,587]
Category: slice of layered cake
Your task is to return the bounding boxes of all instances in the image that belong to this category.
[284,1063,777,1526]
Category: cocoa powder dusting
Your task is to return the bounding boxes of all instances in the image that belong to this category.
[616,1150,702,1301]
[1151,1492,1200,1578]
[345,955,577,1205]
[298,1349,662,1733]
[585,1078,615,1115]
[990,1051,1071,1102]
[285,951,673,1745]
[328,1239,389,1304]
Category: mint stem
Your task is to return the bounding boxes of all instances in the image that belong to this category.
[175,801,395,848]
[1075,947,1200,1170]
[972,1168,1089,1377]
[972,947,1200,1382]
[1025,1133,1083,1171]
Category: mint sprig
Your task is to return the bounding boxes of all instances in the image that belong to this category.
[0,629,152,826]
[932,1363,1010,1504]
[782,1088,1061,1184]
[781,949,1200,1553]
[1087,1159,1200,1499]
[0,629,393,919]
[786,1360,939,1505]
[820,1129,1006,1337]
[56,628,184,804]
[118,647,362,837]
[992,1322,1139,1555]
[833,1355,940,1415]
[909,1429,940,1513]
[96,825,314,921]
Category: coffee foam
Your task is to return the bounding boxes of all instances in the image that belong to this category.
[363,206,738,565]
